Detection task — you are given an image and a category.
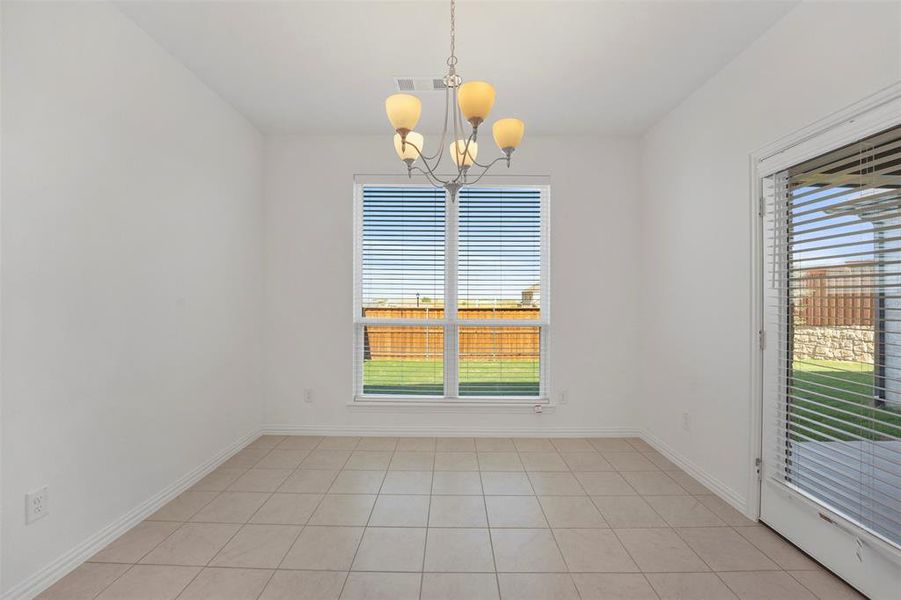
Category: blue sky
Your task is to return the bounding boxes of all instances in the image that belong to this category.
[790,185,884,269]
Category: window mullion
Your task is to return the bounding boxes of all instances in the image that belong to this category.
[445,187,459,399]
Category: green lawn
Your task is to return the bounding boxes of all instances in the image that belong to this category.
[790,359,901,441]
[363,359,539,397]
[363,358,901,440]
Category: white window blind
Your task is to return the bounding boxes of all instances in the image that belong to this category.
[765,123,901,545]
[458,188,542,312]
[360,186,445,314]
[354,183,548,401]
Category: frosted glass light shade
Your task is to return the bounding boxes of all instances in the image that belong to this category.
[457,81,495,125]
[394,131,424,162]
[450,140,478,167]
[492,118,525,151]
[385,94,422,132]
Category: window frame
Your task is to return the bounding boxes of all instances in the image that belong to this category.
[353,177,550,404]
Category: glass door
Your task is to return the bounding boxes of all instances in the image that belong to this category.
[760,124,901,598]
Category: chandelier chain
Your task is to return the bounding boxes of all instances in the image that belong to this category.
[447,0,457,68]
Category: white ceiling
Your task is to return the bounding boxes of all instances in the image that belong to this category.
[117,0,797,136]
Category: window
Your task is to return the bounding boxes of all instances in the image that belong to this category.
[354,183,549,402]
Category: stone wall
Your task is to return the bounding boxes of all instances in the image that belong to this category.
[793,326,874,363]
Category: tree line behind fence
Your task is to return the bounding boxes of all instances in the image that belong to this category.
[363,307,539,360]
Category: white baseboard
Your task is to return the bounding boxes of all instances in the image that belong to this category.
[2,429,261,600]
[639,429,750,517]
[262,424,641,438]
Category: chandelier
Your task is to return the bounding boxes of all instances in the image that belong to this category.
[383,0,525,194]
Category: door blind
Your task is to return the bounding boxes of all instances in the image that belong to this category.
[766,123,901,545]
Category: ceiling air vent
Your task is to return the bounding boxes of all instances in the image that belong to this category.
[394,77,447,92]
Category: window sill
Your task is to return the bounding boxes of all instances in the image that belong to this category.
[348,398,555,414]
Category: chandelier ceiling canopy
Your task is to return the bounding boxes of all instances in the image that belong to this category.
[383,0,525,193]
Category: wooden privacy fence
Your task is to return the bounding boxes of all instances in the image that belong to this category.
[363,307,540,360]
[793,265,876,327]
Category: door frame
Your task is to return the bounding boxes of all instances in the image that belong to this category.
[748,83,901,595]
[750,81,901,520]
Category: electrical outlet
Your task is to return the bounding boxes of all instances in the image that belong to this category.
[681,412,691,432]
[26,486,49,524]
[559,390,568,405]
[303,388,313,403]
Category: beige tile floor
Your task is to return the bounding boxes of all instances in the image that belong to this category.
[38,436,866,600]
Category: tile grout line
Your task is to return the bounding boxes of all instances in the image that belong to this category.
[552,440,654,599]
[78,562,827,575]
[418,442,438,600]
[519,447,583,600]
[251,435,337,599]
[79,438,289,599]
[137,447,272,599]
[183,444,282,593]
[86,563,136,600]
[476,446,504,600]
[207,443,287,600]
[242,432,297,600]
[333,437,388,600]
[670,523,796,600]
[785,569,844,600]
[168,442,280,600]
[607,525,662,600]
[669,525,736,584]
[308,435,357,598]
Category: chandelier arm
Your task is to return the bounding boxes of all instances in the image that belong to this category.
[407,142,451,186]
[416,86,450,163]
[442,85,463,182]
[450,130,477,184]
[410,166,446,189]
[460,129,476,156]
[464,157,507,186]
[453,88,477,184]
[452,85,464,150]
[434,84,451,165]
[472,157,496,168]
[470,136,502,168]
[471,150,509,169]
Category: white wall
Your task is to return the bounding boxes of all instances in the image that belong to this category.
[638,1,901,511]
[7,0,896,594]
[1,2,264,594]
[263,134,642,433]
